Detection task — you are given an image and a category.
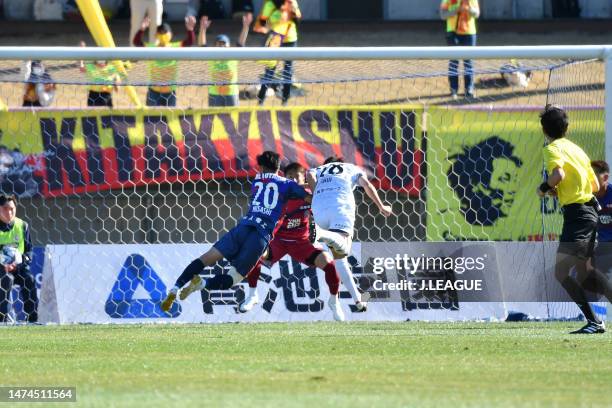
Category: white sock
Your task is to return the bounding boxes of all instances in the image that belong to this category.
[170,286,179,294]
[336,257,361,303]
[248,287,257,297]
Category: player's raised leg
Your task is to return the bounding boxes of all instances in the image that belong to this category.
[181,225,268,302]
[160,246,224,312]
[161,223,263,312]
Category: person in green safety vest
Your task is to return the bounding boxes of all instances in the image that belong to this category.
[198,13,252,107]
[79,41,125,108]
[133,16,197,106]
[0,194,37,323]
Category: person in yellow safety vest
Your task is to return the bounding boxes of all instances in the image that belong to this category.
[0,194,37,323]
[198,13,252,107]
[439,0,479,99]
[255,0,301,106]
[133,16,196,106]
[79,41,125,108]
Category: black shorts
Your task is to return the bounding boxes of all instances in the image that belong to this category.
[558,201,598,259]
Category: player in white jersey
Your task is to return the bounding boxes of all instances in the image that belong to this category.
[307,157,393,311]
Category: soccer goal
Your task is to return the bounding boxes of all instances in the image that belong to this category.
[0,45,609,324]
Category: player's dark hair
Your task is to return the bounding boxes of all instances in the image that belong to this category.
[272,0,285,9]
[323,156,344,165]
[257,151,281,172]
[283,162,304,175]
[540,104,569,139]
[591,160,610,175]
[0,194,17,207]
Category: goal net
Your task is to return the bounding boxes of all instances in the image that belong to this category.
[0,47,606,323]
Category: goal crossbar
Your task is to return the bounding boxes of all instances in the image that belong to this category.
[1,45,612,61]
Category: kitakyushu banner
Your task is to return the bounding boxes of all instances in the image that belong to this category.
[426,107,604,241]
[0,106,424,198]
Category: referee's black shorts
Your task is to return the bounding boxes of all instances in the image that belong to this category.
[558,200,598,259]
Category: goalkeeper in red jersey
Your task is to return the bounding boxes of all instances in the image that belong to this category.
[240,162,345,321]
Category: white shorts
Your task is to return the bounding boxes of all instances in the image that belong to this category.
[311,203,355,237]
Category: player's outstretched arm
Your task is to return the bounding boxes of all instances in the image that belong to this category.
[358,176,392,217]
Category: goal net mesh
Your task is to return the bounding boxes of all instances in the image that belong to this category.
[0,54,605,322]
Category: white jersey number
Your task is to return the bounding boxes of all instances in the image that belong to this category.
[253,182,279,209]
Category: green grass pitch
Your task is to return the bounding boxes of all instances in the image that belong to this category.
[0,322,610,407]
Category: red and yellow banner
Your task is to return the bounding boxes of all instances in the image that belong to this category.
[0,106,424,198]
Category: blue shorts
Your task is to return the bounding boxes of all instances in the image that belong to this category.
[213,224,268,276]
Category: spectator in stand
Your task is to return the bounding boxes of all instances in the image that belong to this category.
[129,0,164,45]
[133,16,197,107]
[198,13,252,107]
[21,60,56,108]
[255,0,301,106]
[0,194,37,323]
[79,41,124,108]
[439,0,480,100]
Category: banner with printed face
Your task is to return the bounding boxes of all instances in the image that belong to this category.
[426,107,604,241]
[0,106,424,198]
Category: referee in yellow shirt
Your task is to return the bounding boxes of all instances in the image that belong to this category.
[538,105,611,334]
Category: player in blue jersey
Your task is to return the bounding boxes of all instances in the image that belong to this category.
[592,161,612,284]
[161,151,308,312]
[592,161,612,243]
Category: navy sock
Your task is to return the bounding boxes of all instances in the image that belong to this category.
[175,259,205,289]
[204,274,235,290]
